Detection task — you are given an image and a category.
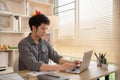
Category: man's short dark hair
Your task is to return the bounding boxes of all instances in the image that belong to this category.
[29,14,50,31]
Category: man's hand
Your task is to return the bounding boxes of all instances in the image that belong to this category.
[59,60,82,71]
[74,60,82,65]
[69,60,82,68]
[59,62,76,71]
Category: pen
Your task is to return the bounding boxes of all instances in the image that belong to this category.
[99,53,100,58]
[94,52,99,60]
[104,53,106,57]
[46,74,60,78]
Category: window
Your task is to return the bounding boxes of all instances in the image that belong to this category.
[54,0,120,63]
[78,0,116,54]
[79,0,113,40]
[54,0,75,39]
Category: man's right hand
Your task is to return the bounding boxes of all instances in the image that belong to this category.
[59,62,76,71]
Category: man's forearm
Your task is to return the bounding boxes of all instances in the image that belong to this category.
[40,64,61,71]
[39,58,79,71]
[59,58,73,64]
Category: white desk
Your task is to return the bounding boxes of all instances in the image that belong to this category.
[0,67,13,75]
[18,62,120,80]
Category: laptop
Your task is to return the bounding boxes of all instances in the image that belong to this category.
[65,50,93,74]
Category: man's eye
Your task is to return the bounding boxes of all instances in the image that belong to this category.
[42,28,47,30]
[46,28,48,30]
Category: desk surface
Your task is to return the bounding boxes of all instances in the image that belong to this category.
[18,62,120,80]
[0,67,13,75]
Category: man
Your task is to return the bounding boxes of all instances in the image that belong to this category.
[18,14,81,71]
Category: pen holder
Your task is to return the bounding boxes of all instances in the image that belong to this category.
[102,63,108,69]
[95,52,107,68]
[97,58,102,67]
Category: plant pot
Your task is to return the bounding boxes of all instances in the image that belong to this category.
[102,64,108,69]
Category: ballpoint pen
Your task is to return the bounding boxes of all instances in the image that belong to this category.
[94,52,99,60]
[103,53,106,57]
[46,74,60,78]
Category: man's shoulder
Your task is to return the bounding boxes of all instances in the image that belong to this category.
[18,36,29,45]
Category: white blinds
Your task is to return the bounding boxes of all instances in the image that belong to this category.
[78,0,120,63]
[54,0,120,64]
[79,0,113,48]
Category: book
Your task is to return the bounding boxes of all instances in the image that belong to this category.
[13,16,19,32]
[38,73,69,80]
[26,71,69,80]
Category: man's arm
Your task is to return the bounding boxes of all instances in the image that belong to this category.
[59,58,82,65]
[39,58,82,71]
[40,41,81,71]
[19,42,76,71]
[59,58,73,64]
[40,62,75,71]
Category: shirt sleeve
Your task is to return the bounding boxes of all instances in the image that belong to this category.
[18,42,43,71]
[45,41,62,64]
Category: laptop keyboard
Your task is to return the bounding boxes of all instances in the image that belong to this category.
[71,66,80,71]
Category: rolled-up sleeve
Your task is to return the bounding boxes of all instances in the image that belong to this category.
[46,42,62,64]
[18,42,43,71]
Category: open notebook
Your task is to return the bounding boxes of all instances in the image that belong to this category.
[0,73,24,80]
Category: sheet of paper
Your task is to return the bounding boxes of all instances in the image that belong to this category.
[26,71,57,76]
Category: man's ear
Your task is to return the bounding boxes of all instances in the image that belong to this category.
[32,26,36,32]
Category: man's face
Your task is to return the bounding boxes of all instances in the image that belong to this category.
[32,23,48,38]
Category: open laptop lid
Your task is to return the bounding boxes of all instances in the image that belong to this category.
[80,50,93,73]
